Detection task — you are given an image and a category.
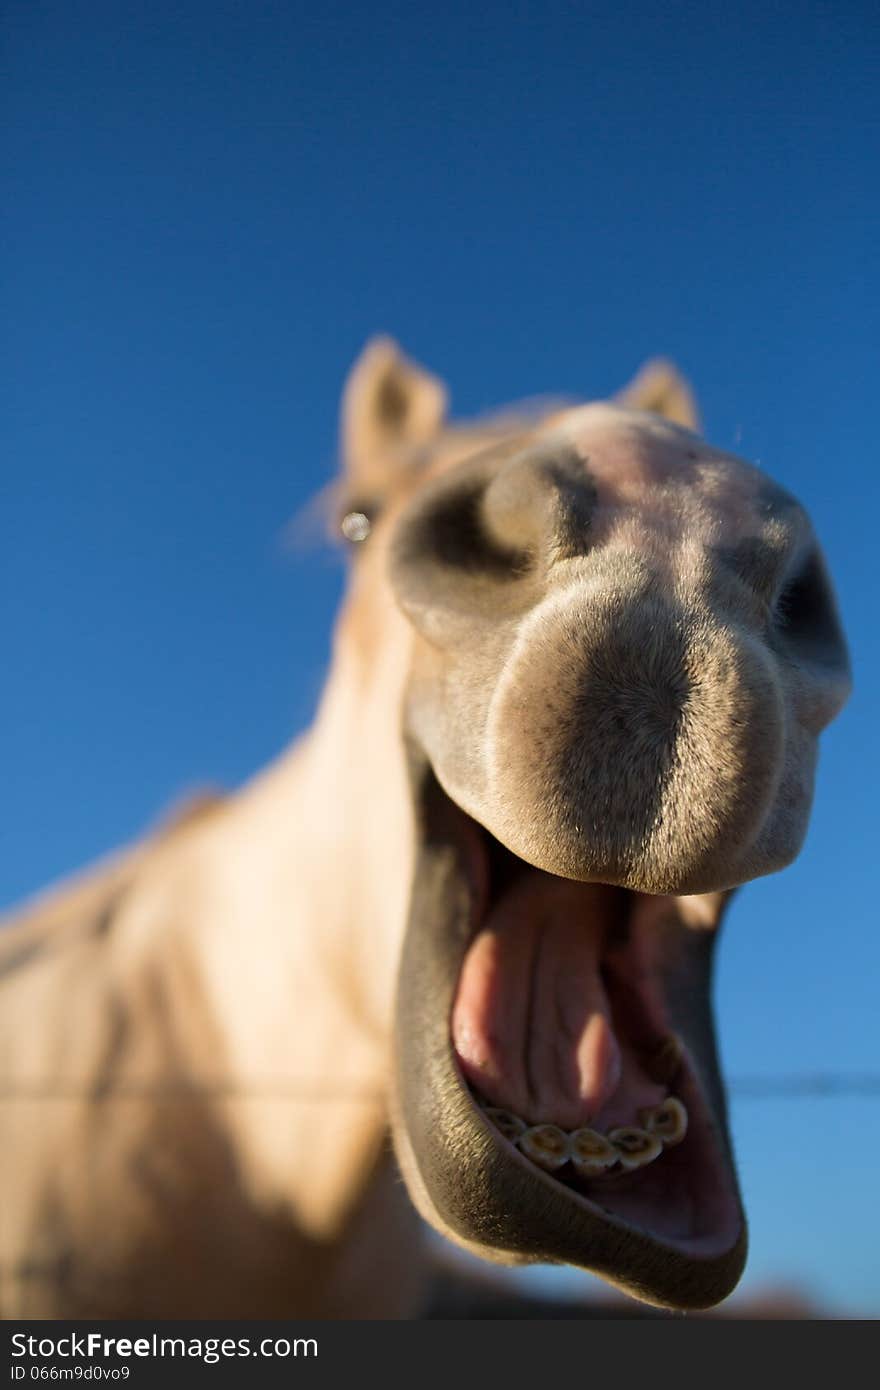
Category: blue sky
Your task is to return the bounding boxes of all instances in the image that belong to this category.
[2,1,878,1314]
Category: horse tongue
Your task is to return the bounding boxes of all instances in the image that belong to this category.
[451,871,661,1130]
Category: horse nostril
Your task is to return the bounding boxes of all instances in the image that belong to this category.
[390,446,600,644]
[481,447,597,564]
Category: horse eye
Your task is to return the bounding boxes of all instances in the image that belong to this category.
[340,510,372,544]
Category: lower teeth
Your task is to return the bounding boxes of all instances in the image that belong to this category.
[480,1096,688,1175]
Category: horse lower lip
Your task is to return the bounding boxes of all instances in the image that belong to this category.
[395,760,747,1303]
[468,1056,741,1255]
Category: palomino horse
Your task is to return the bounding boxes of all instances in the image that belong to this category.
[0,341,851,1317]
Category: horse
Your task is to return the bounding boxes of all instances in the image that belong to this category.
[0,339,851,1316]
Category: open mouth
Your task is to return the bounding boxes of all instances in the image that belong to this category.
[392,754,747,1310]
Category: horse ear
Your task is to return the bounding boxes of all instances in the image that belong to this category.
[341,336,448,491]
[616,359,700,431]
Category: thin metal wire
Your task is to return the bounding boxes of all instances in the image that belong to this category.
[1,1074,878,1101]
[729,1073,880,1100]
[0,1081,386,1100]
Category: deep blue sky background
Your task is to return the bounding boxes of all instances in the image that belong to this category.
[3,1,878,1314]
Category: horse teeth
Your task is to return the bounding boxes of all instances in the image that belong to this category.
[608,1126,663,1170]
[569,1127,619,1176]
[481,1098,682,1175]
[517,1124,571,1171]
[638,1096,688,1147]
[647,1033,684,1085]
[484,1107,527,1142]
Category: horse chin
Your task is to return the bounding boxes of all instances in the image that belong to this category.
[391,754,747,1311]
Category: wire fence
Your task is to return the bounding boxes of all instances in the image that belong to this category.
[1,1073,879,1100]
[729,1073,880,1100]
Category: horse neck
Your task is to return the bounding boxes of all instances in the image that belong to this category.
[176,605,415,1230]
